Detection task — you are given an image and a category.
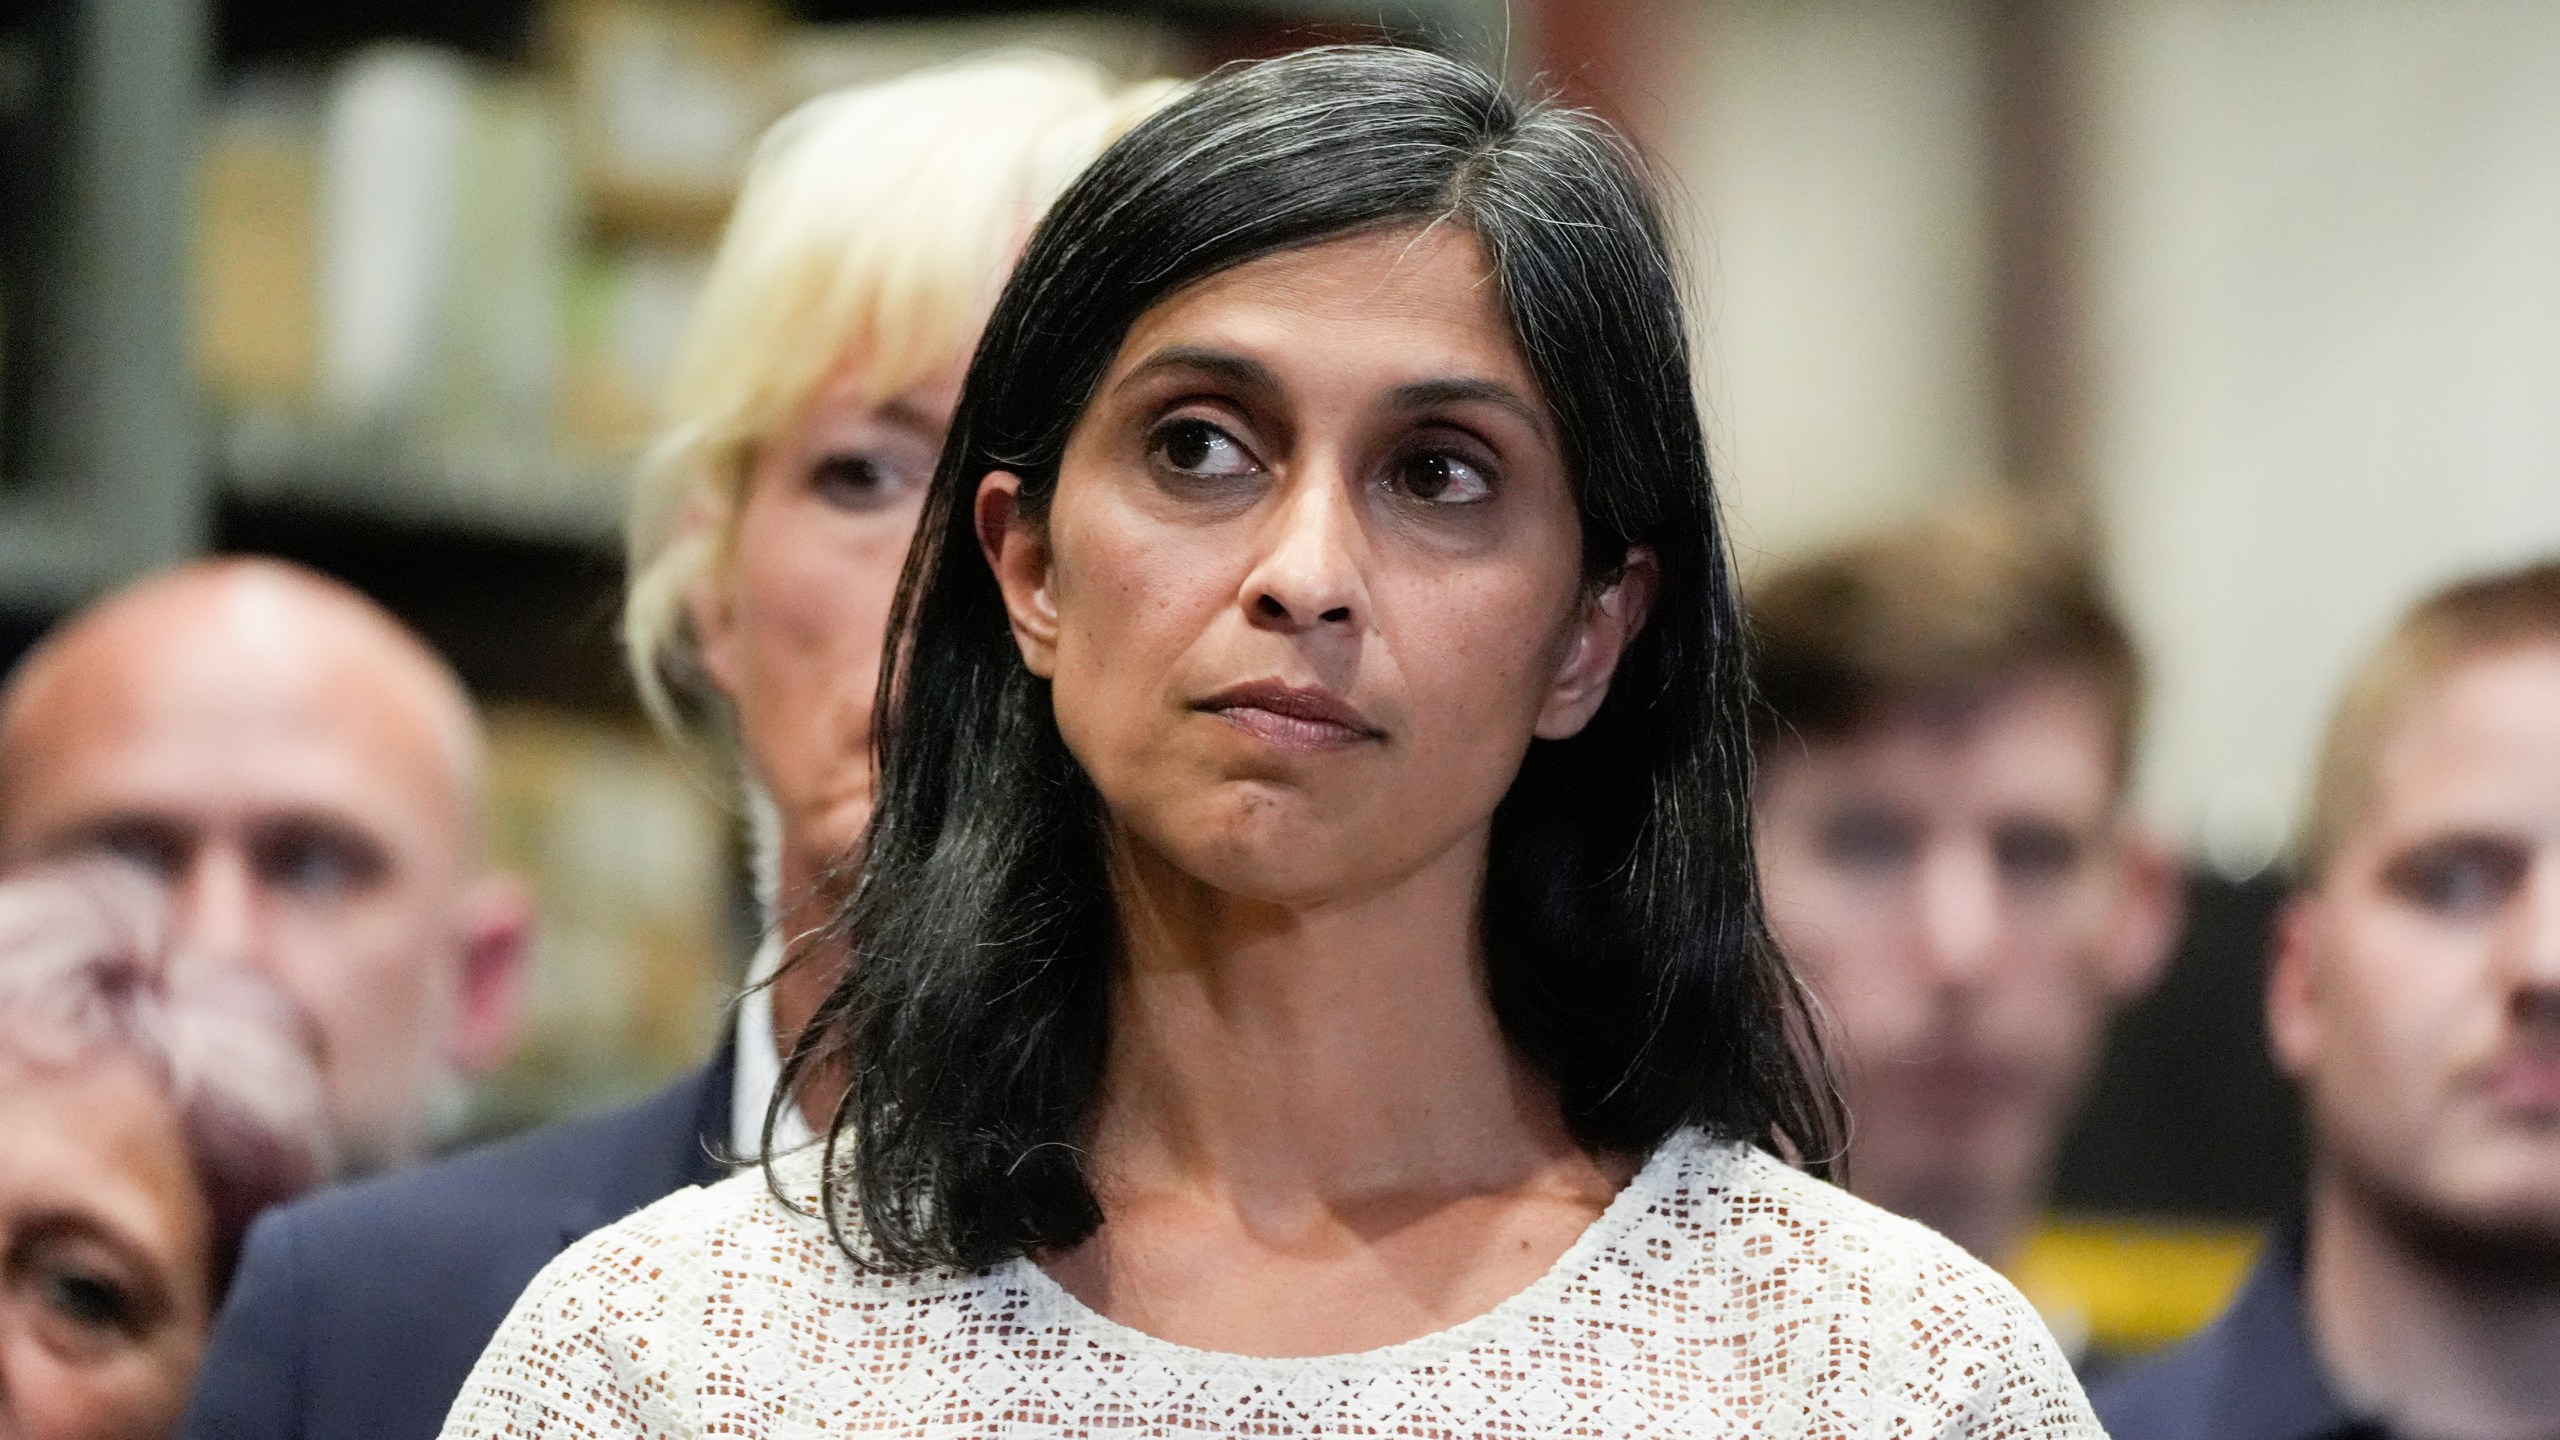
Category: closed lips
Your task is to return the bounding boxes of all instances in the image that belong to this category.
[1195,681,1384,748]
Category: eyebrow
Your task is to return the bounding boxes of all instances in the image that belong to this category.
[1114,347,1552,438]
[875,396,947,435]
[1388,377,1551,439]
[1113,345,1280,398]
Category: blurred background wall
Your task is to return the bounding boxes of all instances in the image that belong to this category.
[4,0,2558,1341]
[1559,0,2560,872]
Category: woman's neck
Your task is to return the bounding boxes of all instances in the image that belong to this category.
[1090,828,1594,1214]
[766,838,848,1129]
[1039,828,1633,1355]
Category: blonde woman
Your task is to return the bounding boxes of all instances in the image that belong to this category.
[178,55,1175,1440]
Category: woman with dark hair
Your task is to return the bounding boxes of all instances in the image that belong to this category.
[446,45,2098,1436]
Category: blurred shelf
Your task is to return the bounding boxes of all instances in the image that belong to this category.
[216,412,629,553]
[214,488,638,714]
[214,0,1504,69]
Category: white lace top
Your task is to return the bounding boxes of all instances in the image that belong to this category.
[440,1131,2100,1438]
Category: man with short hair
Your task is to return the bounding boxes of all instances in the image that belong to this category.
[0,558,530,1171]
[2097,559,2560,1440]
[1749,497,2184,1279]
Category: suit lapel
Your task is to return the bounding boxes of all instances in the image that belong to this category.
[549,1041,738,1250]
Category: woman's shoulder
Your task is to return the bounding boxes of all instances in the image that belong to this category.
[1655,1131,2017,1289]
[1657,1132,2058,1321]
[437,1149,871,1438]
[540,1147,831,1274]
[1642,1132,2100,1434]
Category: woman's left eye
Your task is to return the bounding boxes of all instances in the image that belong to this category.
[1390,452,1493,505]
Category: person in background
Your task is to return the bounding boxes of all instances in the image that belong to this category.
[2097,559,2560,1440]
[0,862,333,1440]
[178,55,1177,1440]
[0,559,530,1173]
[1748,497,2186,1322]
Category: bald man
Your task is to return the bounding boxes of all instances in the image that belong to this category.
[0,559,530,1170]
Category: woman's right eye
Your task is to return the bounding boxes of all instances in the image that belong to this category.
[26,1257,149,1352]
[1149,419,1259,481]
[48,1270,136,1329]
[809,452,920,513]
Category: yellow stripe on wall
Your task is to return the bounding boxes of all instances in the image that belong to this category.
[2012,1216,2264,1355]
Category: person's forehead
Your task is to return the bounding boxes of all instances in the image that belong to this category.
[7,633,465,842]
[1764,676,2120,818]
[0,1050,205,1253]
[1113,226,1531,389]
[2363,644,2560,841]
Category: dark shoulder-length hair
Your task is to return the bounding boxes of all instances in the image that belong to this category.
[776,42,1841,1273]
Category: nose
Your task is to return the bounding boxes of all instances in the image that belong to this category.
[1915,839,2002,990]
[1240,469,1366,634]
[2512,849,2560,997]
[173,845,264,969]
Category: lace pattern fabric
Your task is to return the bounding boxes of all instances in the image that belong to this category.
[441,1131,2101,1437]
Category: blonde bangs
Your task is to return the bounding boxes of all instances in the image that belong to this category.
[625,54,1181,739]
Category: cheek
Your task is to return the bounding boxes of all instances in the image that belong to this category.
[2322,908,2496,1090]
[1043,504,1233,756]
[1373,564,1579,768]
[92,1347,204,1440]
[727,494,917,722]
[1771,907,1924,1058]
[1758,834,1909,983]
[1393,577,1551,703]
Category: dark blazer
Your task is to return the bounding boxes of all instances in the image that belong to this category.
[177,1047,734,1440]
[2092,1230,2373,1440]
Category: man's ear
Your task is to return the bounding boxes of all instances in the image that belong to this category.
[1535,547,1658,740]
[444,873,533,1078]
[976,471,1059,678]
[2265,892,2324,1082]
[2100,823,2187,1004]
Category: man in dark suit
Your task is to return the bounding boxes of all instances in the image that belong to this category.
[177,1045,731,1435]
[0,559,532,1174]
[2096,560,2560,1440]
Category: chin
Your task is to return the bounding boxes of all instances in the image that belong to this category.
[2443,1143,2560,1226]
[1162,833,1364,906]
[1146,824,1395,912]
[2351,1140,2560,1278]
[786,793,874,864]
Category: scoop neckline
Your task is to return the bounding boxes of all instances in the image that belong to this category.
[994,1129,1725,1373]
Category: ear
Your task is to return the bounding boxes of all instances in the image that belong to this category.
[443,872,533,1077]
[679,496,746,703]
[2265,892,2324,1082]
[976,471,1059,679]
[2098,823,2186,1003]
[1535,547,1658,740]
